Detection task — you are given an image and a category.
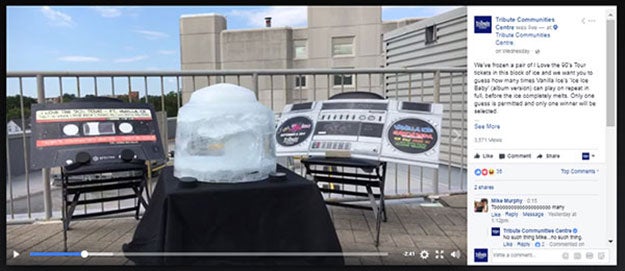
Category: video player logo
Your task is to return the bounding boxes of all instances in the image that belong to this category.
[474,16,492,33]
[474,248,488,262]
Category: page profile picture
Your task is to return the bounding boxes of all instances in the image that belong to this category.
[474,248,489,262]
[474,16,492,33]
[474,198,489,213]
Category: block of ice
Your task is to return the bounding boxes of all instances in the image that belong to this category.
[173,83,276,183]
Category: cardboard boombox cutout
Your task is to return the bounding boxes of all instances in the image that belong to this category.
[275,93,443,168]
[29,97,166,170]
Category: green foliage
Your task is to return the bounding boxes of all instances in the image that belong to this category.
[5,95,37,121]
[113,92,182,117]
[62,93,76,103]
[145,91,182,117]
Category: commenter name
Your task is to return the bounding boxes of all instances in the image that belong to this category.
[496,16,556,23]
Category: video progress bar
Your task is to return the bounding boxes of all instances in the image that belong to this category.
[30,251,389,258]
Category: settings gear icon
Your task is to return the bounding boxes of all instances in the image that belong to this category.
[419,250,429,259]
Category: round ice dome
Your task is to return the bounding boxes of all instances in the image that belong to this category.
[173,83,276,183]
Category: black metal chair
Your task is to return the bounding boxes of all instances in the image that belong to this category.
[301,91,388,246]
[58,97,152,252]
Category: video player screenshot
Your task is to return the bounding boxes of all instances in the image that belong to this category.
[3,4,621,271]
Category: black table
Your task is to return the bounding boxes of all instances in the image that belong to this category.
[122,165,343,266]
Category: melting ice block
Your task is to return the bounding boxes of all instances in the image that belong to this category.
[173,83,276,182]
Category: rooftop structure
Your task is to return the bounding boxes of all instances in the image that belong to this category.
[179,6,422,108]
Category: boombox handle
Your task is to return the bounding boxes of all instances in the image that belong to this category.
[329,91,384,100]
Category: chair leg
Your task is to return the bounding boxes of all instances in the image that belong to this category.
[366,185,382,246]
[63,226,68,252]
[376,163,388,222]
[62,205,68,252]
[61,173,69,252]
[135,186,141,220]
[144,180,151,203]
[375,207,382,247]
[380,188,387,222]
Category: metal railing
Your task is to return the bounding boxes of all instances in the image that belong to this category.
[6,68,467,222]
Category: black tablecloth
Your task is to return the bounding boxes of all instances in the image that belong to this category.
[122,165,343,266]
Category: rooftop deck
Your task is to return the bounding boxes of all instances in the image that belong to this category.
[6,195,467,266]
[7,68,469,223]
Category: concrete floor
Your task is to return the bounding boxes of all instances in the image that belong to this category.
[6,196,468,266]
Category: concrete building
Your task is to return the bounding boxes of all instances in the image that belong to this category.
[383,7,467,167]
[7,119,23,135]
[179,6,422,111]
[7,118,31,135]
[384,7,467,70]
